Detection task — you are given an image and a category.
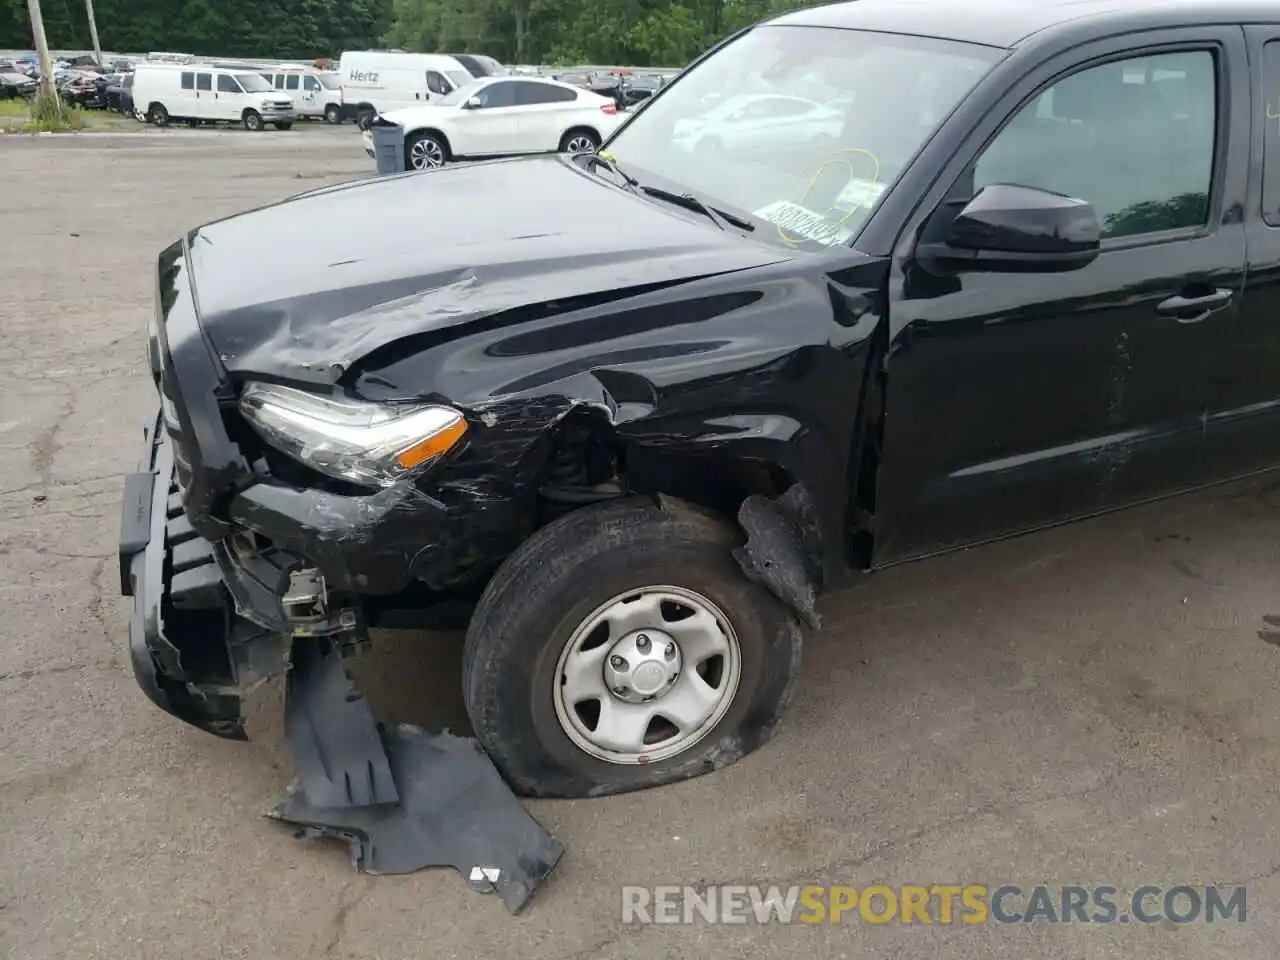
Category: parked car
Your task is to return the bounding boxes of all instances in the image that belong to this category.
[366,76,623,169]
[0,71,37,99]
[59,71,106,108]
[121,0,1278,807]
[102,72,128,111]
[132,63,295,130]
[672,93,844,152]
[444,53,507,78]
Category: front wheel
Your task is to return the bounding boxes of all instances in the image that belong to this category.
[404,131,448,170]
[462,497,804,799]
[242,110,263,132]
[559,128,600,155]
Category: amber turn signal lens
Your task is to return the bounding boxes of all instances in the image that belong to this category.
[394,417,468,470]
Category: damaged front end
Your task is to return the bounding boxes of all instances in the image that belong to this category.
[119,412,281,740]
[118,411,564,913]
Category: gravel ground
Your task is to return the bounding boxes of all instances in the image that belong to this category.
[2,125,1280,960]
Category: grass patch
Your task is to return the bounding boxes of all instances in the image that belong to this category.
[0,91,137,134]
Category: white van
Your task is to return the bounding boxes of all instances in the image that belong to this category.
[132,63,296,130]
[263,65,343,123]
[337,51,475,127]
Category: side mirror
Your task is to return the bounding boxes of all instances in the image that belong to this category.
[919,183,1101,274]
[462,96,481,109]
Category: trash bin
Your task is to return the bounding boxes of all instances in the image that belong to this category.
[370,118,406,175]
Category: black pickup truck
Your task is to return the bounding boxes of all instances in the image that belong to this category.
[120,0,1280,804]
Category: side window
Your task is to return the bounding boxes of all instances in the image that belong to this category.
[515,81,576,105]
[426,70,451,96]
[973,50,1216,240]
[196,73,212,92]
[1262,42,1280,225]
[216,74,239,93]
[180,71,194,90]
[285,74,299,90]
[273,74,285,89]
[304,76,321,91]
[473,81,515,109]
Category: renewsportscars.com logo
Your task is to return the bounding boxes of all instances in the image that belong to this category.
[620,884,1248,925]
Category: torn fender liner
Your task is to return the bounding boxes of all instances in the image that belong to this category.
[284,636,399,807]
[272,724,565,914]
[733,484,822,630]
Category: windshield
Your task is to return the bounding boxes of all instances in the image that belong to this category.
[604,25,1002,250]
[446,70,473,89]
[317,72,339,89]
[236,73,272,93]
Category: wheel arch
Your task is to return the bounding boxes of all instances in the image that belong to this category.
[559,124,600,146]
[536,403,842,626]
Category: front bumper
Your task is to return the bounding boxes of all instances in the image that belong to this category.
[118,411,280,739]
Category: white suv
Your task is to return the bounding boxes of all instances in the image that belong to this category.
[365,76,625,170]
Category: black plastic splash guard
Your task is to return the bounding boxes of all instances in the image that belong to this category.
[272,636,564,914]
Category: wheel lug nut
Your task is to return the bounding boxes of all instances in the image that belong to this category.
[664,643,676,660]
[636,634,650,651]
[610,655,628,670]
[612,686,628,696]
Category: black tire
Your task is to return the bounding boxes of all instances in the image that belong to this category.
[462,497,804,799]
[404,131,449,170]
[274,121,293,130]
[356,107,375,130]
[324,103,342,124]
[242,109,263,132]
[149,102,169,126]
[558,127,600,155]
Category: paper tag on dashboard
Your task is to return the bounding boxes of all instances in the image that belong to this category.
[834,178,887,209]
[753,200,855,246]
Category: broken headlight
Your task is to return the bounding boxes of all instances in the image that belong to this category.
[238,382,467,488]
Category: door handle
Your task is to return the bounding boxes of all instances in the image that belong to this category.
[1155,288,1232,324]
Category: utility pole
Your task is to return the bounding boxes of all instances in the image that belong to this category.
[84,0,102,66]
[25,0,57,100]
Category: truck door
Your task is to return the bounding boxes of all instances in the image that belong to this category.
[1210,28,1280,479]
[874,28,1249,563]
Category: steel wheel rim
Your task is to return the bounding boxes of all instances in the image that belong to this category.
[565,135,596,154]
[410,138,444,168]
[552,584,742,765]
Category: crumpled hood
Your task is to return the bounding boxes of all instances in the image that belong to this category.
[184,155,790,387]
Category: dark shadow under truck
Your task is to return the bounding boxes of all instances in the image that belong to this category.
[118,0,1280,911]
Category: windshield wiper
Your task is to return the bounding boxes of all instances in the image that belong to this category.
[586,152,640,194]
[638,184,755,233]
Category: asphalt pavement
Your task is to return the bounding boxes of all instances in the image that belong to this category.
[2,124,1279,959]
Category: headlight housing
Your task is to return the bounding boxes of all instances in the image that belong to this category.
[238,382,467,488]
